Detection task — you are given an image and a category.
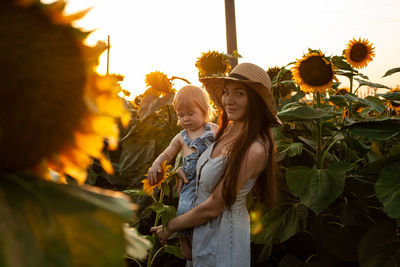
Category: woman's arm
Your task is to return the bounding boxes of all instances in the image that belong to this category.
[147,133,182,184]
[151,140,267,243]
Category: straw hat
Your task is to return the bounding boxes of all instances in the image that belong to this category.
[199,62,282,125]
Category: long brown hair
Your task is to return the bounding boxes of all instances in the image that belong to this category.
[214,85,277,210]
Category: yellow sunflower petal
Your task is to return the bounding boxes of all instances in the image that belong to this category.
[344,37,375,69]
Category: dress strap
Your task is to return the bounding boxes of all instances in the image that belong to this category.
[180,129,192,147]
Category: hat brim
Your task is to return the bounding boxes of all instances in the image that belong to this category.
[200,76,282,126]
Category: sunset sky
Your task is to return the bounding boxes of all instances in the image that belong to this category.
[57,0,400,97]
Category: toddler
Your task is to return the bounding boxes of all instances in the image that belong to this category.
[147,85,217,259]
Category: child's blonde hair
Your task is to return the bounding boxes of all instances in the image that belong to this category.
[173,85,214,122]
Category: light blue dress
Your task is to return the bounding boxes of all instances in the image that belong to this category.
[189,142,257,267]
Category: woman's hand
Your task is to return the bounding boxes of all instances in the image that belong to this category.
[150,225,172,245]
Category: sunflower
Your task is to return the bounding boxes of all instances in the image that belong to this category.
[291,50,336,94]
[144,71,173,97]
[0,0,130,183]
[267,66,294,99]
[387,87,400,111]
[141,160,172,195]
[344,38,375,69]
[195,50,231,77]
[336,87,350,95]
[250,210,264,235]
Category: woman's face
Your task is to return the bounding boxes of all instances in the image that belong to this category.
[222,80,248,122]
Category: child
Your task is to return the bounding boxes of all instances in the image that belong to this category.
[147,85,218,259]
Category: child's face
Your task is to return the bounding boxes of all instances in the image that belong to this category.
[175,103,205,132]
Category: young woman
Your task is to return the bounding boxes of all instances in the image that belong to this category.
[151,62,281,266]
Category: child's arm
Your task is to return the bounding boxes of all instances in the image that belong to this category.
[147,133,182,185]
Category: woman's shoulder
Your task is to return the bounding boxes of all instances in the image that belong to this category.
[208,122,219,133]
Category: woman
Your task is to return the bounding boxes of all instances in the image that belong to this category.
[151,62,281,266]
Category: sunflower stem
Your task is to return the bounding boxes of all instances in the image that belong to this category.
[316,93,323,169]
[348,69,354,118]
[147,190,165,267]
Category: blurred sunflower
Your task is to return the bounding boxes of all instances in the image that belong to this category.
[250,210,263,235]
[144,71,174,97]
[336,87,350,95]
[195,50,231,77]
[291,50,336,94]
[0,0,130,183]
[267,66,294,99]
[387,87,400,111]
[344,38,375,69]
[141,160,172,195]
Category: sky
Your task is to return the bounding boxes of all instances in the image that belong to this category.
[57,0,400,98]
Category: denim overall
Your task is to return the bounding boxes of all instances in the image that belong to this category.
[177,123,215,219]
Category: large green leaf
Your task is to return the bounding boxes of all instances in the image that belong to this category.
[164,245,184,259]
[377,91,400,101]
[278,106,329,121]
[358,223,400,267]
[276,141,303,162]
[382,67,400,78]
[343,94,385,113]
[345,118,400,140]
[375,162,400,218]
[321,224,366,262]
[149,202,176,227]
[286,162,352,214]
[119,139,156,176]
[332,56,353,71]
[252,203,308,245]
[139,92,175,121]
[354,78,390,89]
[0,173,143,267]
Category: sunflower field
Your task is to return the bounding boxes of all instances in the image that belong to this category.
[91,46,400,267]
[2,1,400,266]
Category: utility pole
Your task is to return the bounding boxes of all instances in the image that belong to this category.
[106,35,110,76]
[225,0,238,68]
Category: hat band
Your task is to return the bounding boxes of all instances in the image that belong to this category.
[229,73,249,80]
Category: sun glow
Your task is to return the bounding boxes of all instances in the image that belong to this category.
[49,0,400,99]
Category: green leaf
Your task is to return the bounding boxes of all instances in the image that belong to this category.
[286,162,352,214]
[119,139,156,176]
[123,189,149,197]
[149,202,176,227]
[344,94,385,113]
[375,162,400,218]
[377,91,400,101]
[0,173,137,267]
[332,56,353,71]
[321,224,366,262]
[354,78,390,89]
[278,106,329,121]
[276,142,303,161]
[345,118,400,140]
[280,91,305,108]
[382,67,400,78]
[328,95,348,108]
[139,92,175,121]
[161,181,170,197]
[359,223,400,267]
[253,203,308,245]
[164,245,184,259]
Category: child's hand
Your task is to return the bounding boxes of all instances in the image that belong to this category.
[147,165,162,185]
[175,167,189,195]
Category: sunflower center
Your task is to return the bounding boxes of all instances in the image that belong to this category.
[350,43,368,62]
[299,56,333,87]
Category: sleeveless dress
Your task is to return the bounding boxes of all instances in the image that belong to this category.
[189,142,258,267]
[177,123,214,217]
